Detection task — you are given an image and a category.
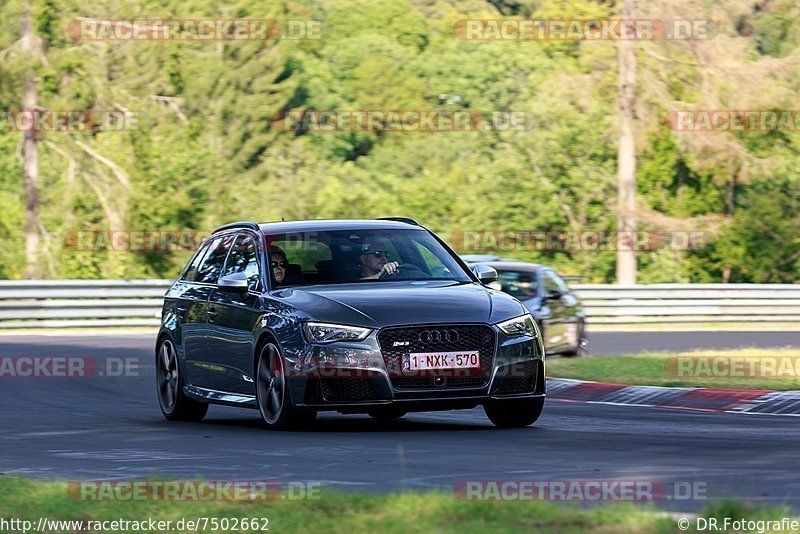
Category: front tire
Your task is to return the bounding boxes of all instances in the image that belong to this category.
[536,321,548,355]
[156,337,208,422]
[255,342,316,430]
[563,320,588,357]
[484,397,544,428]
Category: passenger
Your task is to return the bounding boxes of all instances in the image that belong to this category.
[359,240,399,280]
[269,246,289,285]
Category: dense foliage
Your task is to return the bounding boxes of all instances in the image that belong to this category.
[0,0,798,282]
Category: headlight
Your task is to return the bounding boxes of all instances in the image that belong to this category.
[302,322,372,344]
[496,314,538,337]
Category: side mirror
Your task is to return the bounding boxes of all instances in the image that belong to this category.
[472,264,498,285]
[544,289,563,300]
[218,272,249,293]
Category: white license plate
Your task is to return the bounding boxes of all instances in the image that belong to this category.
[401,351,480,371]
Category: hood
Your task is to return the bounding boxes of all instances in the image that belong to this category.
[276,281,527,328]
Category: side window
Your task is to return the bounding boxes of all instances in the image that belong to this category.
[542,271,561,294]
[223,234,261,291]
[181,240,212,282]
[195,234,234,284]
[551,272,569,293]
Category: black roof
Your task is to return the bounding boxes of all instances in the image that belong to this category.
[475,260,542,272]
[212,221,261,234]
[212,219,422,235]
[460,255,582,280]
[259,219,424,234]
[460,255,541,272]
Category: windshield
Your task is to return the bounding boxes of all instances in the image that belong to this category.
[265,228,472,287]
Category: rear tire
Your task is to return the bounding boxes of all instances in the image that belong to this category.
[255,342,316,430]
[156,337,208,422]
[484,397,544,428]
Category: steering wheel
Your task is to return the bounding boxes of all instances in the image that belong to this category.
[379,263,427,280]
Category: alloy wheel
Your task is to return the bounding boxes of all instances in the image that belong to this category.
[257,344,285,424]
[157,339,179,413]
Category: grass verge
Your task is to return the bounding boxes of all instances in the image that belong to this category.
[548,348,800,390]
[0,476,722,534]
[9,476,792,534]
[1,477,797,533]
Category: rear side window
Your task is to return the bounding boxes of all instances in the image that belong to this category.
[195,234,234,284]
[551,271,569,293]
[542,271,561,293]
[223,234,262,291]
[181,240,212,282]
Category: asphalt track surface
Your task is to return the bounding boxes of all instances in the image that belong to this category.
[1,332,799,512]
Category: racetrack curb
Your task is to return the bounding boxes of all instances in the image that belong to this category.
[546,378,800,416]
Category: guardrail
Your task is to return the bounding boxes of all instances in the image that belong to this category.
[573,284,800,324]
[0,280,171,328]
[0,280,797,328]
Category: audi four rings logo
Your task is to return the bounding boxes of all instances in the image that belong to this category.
[419,329,459,344]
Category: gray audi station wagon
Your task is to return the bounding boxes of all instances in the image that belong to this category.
[156,218,546,429]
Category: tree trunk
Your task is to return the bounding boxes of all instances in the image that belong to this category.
[616,0,637,284]
[726,168,737,215]
[22,4,41,279]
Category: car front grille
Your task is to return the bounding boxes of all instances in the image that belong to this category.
[377,324,496,390]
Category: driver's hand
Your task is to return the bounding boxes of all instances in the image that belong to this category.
[381,262,399,276]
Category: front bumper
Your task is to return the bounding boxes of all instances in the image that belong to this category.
[285,323,545,412]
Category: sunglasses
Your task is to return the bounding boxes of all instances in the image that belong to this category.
[271,260,289,268]
[365,251,390,258]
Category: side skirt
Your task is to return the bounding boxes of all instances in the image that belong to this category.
[184,385,258,409]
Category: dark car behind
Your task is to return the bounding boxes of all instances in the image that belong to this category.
[461,256,587,356]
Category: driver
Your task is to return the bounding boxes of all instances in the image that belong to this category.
[517,274,537,297]
[359,239,399,280]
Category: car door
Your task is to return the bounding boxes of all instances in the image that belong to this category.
[206,232,265,394]
[170,239,213,387]
[539,269,568,351]
[188,233,236,387]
